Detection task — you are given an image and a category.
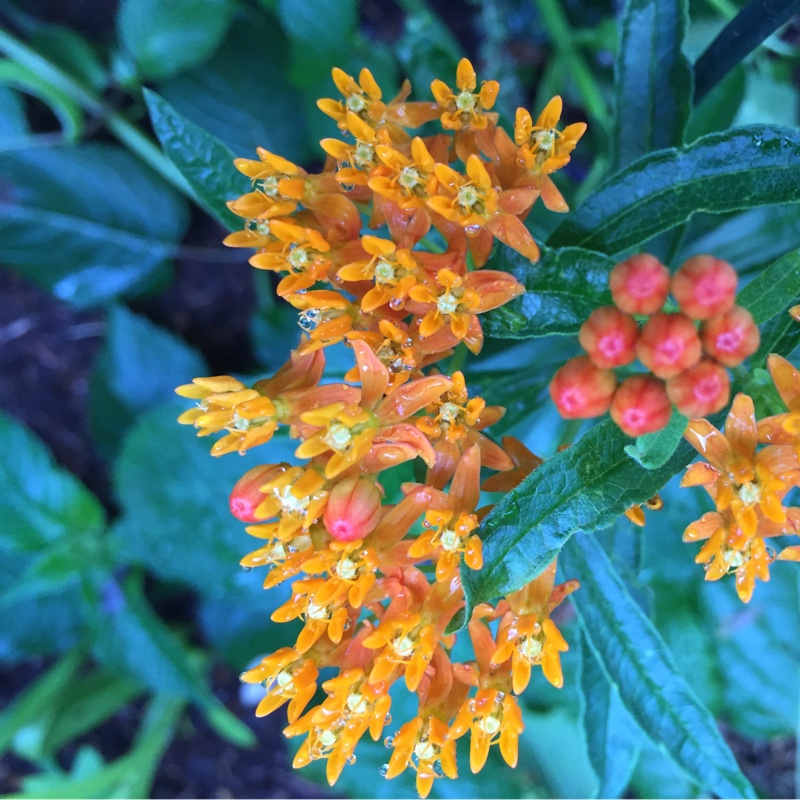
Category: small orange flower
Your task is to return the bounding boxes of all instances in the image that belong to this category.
[758,354,800,448]
[253,465,329,538]
[431,58,499,133]
[490,561,579,692]
[449,689,524,773]
[409,507,482,582]
[321,112,390,187]
[370,137,440,211]
[249,220,333,297]
[286,290,360,353]
[337,235,421,313]
[385,715,457,798]
[302,539,379,608]
[240,647,319,723]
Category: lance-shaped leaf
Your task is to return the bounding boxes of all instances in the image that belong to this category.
[577,631,641,798]
[561,536,755,799]
[612,0,691,170]
[548,126,800,255]
[144,89,247,231]
[482,245,615,339]
[625,408,688,470]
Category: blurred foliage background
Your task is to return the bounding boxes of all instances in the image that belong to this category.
[0,0,799,797]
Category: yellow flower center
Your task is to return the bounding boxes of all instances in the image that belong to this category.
[455,90,477,113]
[456,184,484,214]
[436,290,461,316]
[259,175,281,197]
[374,258,398,285]
[518,634,543,662]
[346,92,368,114]
[323,420,355,452]
[354,141,376,169]
[414,736,439,763]
[738,481,761,506]
[274,484,310,517]
[398,166,425,194]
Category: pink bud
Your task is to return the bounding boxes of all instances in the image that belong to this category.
[549,356,618,419]
[609,254,670,315]
[671,256,738,320]
[323,477,383,542]
[230,465,284,522]
[610,375,672,436]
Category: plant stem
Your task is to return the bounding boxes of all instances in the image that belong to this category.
[0,27,196,202]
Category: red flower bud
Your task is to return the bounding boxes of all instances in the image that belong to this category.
[700,305,760,366]
[636,312,701,378]
[578,306,639,368]
[230,465,284,522]
[549,356,617,419]
[666,360,730,417]
[610,375,672,436]
[609,254,670,315]
[323,477,383,542]
[671,255,737,320]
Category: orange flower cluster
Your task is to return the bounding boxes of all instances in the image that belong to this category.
[682,355,800,602]
[550,254,760,437]
[176,60,585,796]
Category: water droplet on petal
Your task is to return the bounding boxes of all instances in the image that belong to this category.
[380,764,390,777]
[384,736,395,748]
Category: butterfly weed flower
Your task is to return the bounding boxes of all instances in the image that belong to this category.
[175,58,589,795]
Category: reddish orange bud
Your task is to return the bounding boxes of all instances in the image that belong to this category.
[700,306,760,366]
[610,375,672,436]
[549,356,617,419]
[323,477,383,542]
[671,255,738,320]
[578,306,639,368]
[636,312,701,378]
[609,254,670,315]
[230,465,283,522]
[666,360,730,417]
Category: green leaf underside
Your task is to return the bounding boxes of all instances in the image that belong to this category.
[144,89,247,230]
[612,0,691,171]
[562,536,756,799]
[482,246,615,339]
[578,631,641,798]
[548,125,800,255]
[0,144,188,308]
[625,408,688,469]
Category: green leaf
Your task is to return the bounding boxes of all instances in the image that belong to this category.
[693,0,800,102]
[612,0,691,170]
[702,572,799,739]
[118,0,235,80]
[735,246,800,325]
[462,418,696,611]
[483,246,615,339]
[89,305,208,455]
[0,144,188,308]
[577,632,641,798]
[30,26,107,91]
[561,535,756,799]
[548,126,800,255]
[91,575,256,748]
[686,65,745,142]
[624,409,688,469]
[143,89,248,230]
[276,0,357,87]
[157,13,311,161]
[0,651,83,757]
[0,86,29,148]
[679,204,800,272]
[111,404,294,593]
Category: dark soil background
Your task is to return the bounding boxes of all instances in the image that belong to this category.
[0,0,797,797]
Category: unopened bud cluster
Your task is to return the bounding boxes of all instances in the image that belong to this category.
[550,254,760,436]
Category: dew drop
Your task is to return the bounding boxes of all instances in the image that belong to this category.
[384,736,395,748]
[242,566,254,572]
[433,760,446,777]
[380,764,390,777]
[384,713,392,725]
[347,754,357,765]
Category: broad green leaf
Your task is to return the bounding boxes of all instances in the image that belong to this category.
[30,26,107,91]
[630,740,703,799]
[91,575,256,748]
[483,246,615,339]
[754,312,800,366]
[612,0,691,170]
[624,409,688,469]
[735,247,800,325]
[89,305,207,455]
[144,89,248,230]
[118,0,235,80]
[0,411,104,551]
[577,632,641,798]
[548,126,800,255]
[462,418,696,611]
[158,14,312,161]
[468,369,550,436]
[0,144,188,308]
[561,535,756,799]
[111,404,292,593]
[702,572,799,740]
